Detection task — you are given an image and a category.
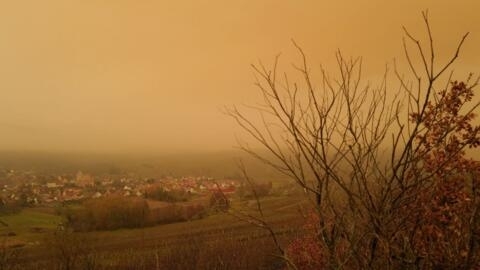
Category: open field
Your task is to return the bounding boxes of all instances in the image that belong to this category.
[3,194,309,269]
[0,209,62,246]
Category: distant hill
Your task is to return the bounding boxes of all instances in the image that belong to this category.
[0,150,286,181]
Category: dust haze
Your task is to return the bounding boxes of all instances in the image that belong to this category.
[1,1,479,154]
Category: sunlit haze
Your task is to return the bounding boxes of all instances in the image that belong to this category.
[1,1,479,154]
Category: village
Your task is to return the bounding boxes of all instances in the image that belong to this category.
[0,168,241,207]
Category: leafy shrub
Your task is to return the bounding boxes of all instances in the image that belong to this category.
[179,203,206,220]
[64,194,210,231]
[66,196,149,231]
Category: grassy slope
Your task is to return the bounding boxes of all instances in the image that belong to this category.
[0,209,62,248]
[81,194,307,250]
[12,194,308,265]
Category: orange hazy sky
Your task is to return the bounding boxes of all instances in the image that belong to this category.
[0,1,479,153]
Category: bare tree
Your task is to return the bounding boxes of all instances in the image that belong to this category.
[228,12,480,269]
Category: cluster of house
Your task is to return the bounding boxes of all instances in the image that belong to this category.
[0,169,241,206]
